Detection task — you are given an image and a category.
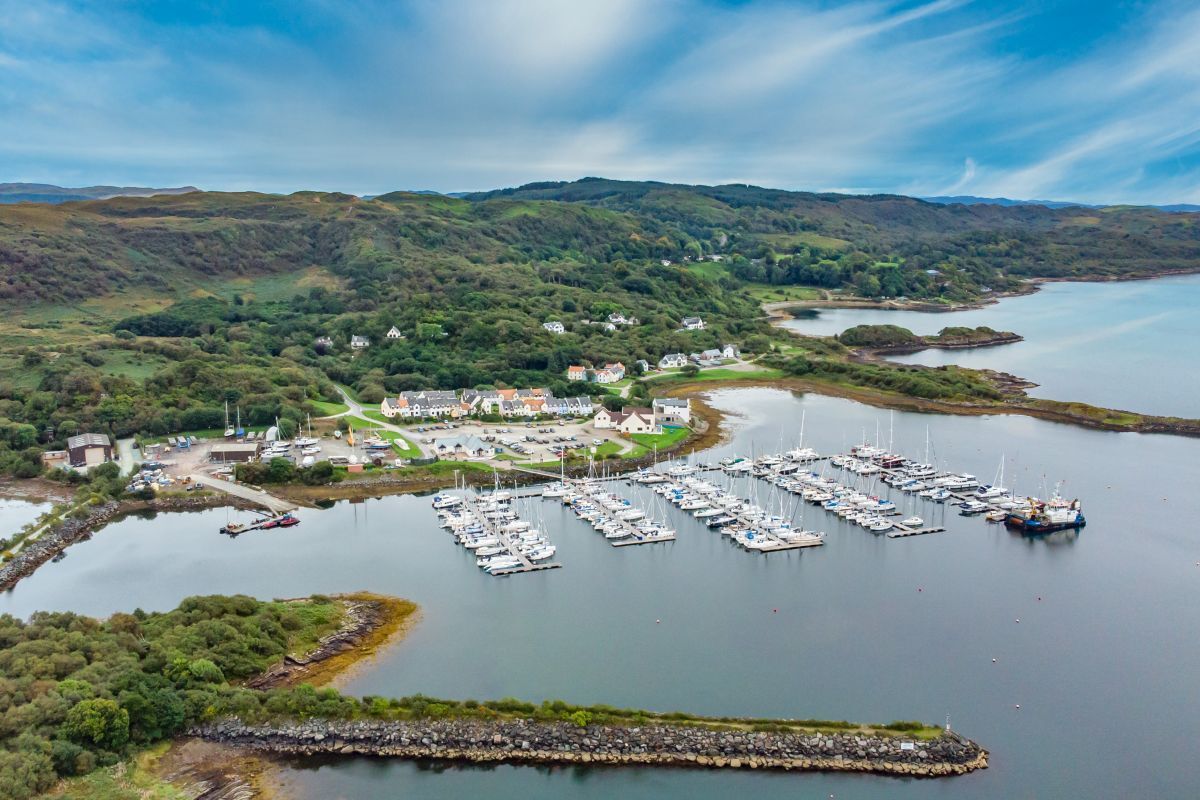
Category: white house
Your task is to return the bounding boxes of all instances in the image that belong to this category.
[566,365,588,382]
[722,343,740,359]
[386,326,404,339]
[653,397,691,426]
[592,362,625,384]
[593,406,657,434]
[435,436,497,461]
[543,321,565,334]
[351,335,370,349]
[681,316,705,331]
[658,353,688,369]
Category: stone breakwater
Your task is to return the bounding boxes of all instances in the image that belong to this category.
[193,719,988,778]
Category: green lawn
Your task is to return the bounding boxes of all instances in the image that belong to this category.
[742,283,824,303]
[360,408,392,425]
[309,399,349,416]
[684,260,729,281]
[626,425,692,457]
[649,366,785,385]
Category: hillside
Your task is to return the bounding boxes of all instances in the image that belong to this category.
[0,183,198,204]
[0,182,1196,472]
[0,190,762,465]
[470,178,1200,298]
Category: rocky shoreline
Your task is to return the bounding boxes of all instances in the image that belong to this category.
[247,596,403,690]
[192,719,987,778]
[0,493,245,592]
[865,331,1024,354]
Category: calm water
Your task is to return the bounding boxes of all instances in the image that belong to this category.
[0,498,53,542]
[781,275,1200,418]
[4,388,1198,799]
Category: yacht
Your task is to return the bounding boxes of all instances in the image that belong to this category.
[431,494,462,509]
[900,516,924,527]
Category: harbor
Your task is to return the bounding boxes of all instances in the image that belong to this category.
[433,489,563,576]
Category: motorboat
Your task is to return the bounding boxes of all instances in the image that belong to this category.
[900,516,923,527]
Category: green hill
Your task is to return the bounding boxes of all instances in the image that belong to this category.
[0,181,1195,473]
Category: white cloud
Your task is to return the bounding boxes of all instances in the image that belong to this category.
[0,0,1198,203]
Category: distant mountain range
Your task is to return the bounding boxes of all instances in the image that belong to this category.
[922,194,1200,213]
[0,183,199,204]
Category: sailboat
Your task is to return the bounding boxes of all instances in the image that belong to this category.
[224,401,235,438]
[235,406,245,439]
[294,414,319,448]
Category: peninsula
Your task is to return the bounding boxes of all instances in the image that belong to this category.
[1,595,985,799]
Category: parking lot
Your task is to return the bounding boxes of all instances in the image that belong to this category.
[408,418,630,464]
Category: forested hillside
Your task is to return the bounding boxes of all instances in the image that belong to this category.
[0,181,1196,474]
[472,178,1200,298]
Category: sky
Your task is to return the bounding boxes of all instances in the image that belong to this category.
[2,0,1199,204]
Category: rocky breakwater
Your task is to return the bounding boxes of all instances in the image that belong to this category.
[193,719,988,778]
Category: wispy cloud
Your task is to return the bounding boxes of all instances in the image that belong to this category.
[0,0,1198,203]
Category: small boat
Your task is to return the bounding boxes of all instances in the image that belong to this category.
[278,516,300,528]
[900,516,923,528]
[959,500,990,516]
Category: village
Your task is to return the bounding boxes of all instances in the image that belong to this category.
[35,309,740,509]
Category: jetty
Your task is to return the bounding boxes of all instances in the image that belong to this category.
[559,480,676,547]
[440,492,562,577]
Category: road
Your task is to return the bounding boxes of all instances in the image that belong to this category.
[331,386,429,456]
[115,437,141,475]
[189,473,296,514]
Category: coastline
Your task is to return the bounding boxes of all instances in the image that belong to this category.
[153,593,421,799]
[762,266,1200,318]
[656,377,1200,438]
[0,492,253,593]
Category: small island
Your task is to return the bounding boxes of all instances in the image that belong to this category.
[837,324,1023,353]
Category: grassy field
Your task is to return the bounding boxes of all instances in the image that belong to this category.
[266,596,346,659]
[309,399,349,416]
[742,283,825,303]
[359,408,392,425]
[652,367,785,384]
[626,425,692,457]
[48,744,191,800]
[756,231,853,251]
[93,348,170,380]
[684,260,729,281]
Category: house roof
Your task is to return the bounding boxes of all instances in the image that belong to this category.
[67,433,110,449]
[653,398,688,408]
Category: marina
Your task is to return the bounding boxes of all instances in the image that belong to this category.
[5,386,1190,800]
[434,490,563,576]
[550,479,677,546]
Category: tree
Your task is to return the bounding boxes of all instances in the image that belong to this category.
[681,364,700,378]
[61,699,130,751]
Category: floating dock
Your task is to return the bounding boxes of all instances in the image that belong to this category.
[460,493,563,576]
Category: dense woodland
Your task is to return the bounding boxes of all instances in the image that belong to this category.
[0,595,346,798]
[0,180,1196,474]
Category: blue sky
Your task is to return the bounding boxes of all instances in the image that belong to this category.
[2,0,1199,203]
